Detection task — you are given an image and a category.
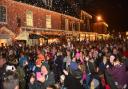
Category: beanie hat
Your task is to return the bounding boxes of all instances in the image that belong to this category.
[69,61,78,71]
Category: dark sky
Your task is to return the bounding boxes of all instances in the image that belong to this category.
[16,0,128,31]
[82,0,128,31]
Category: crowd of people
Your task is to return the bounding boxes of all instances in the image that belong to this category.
[0,39,128,89]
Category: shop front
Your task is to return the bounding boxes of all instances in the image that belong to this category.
[84,32,97,41]
[0,26,15,46]
[79,32,86,41]
[0,34,13,46]
[97,34,110,40]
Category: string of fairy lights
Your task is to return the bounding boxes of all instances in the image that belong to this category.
[15,0,81,17]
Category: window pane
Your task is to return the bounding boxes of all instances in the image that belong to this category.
[0,6,6,22]
[46,15,51,28]
[65,19,69,31]
[26,11,33,26]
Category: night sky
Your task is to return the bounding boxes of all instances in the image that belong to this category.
[83,0,128,31]
[16,0,128,31]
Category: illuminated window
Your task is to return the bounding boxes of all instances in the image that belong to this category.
[65,19,69,30]
[78,22,80,31]
[0,6,7,23]
[26,11,33,26]
[72,22,75,31]
[46,15,51,28]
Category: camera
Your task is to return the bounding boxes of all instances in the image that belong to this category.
[6,65,16,71]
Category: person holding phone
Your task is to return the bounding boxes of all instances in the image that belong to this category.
[29,64,55,89]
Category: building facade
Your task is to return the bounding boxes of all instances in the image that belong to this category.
[0,0,94,45]
[93,21,109,40]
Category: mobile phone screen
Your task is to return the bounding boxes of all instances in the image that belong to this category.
[6,66,13,70]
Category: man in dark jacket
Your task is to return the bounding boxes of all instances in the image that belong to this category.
[63,70,83,89]
[85,57,96,89]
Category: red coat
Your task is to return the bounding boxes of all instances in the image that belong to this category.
[123,51,128,58]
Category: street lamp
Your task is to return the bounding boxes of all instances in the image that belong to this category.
[96,15,103,38]
[97,15,102,21]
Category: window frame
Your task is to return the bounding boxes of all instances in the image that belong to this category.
[26,10,33,27]
[0,5,7,24]
[65,18,69,31]
[46,14,52,29]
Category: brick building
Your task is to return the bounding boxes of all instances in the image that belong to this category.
[0,0,92,45]
[93,22,108,34]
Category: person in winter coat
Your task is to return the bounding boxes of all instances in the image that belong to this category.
[29,64,55,89]
[3,71,19,89]
[0,54,7,89]
[107,59,128,89]
[63,69,83,89]
[84,56,96,89]
[69,57,82,80]
[54,51,64,82]
[36,49,45,67]
[17,52,28,89]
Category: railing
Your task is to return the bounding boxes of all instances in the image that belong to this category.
[21,26,98,36]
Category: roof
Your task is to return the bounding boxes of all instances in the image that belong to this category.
[12,0,82,21]
[81,10,92,19]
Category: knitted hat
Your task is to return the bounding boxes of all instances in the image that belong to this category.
[69,61,78,71]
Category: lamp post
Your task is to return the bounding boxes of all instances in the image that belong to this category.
[96,15,109,40]
[96,15,104,33]
[96,15,103,40]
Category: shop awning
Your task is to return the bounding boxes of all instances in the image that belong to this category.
[15,31,29,40]
[29,34,48,39]
[0,26,15,38]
